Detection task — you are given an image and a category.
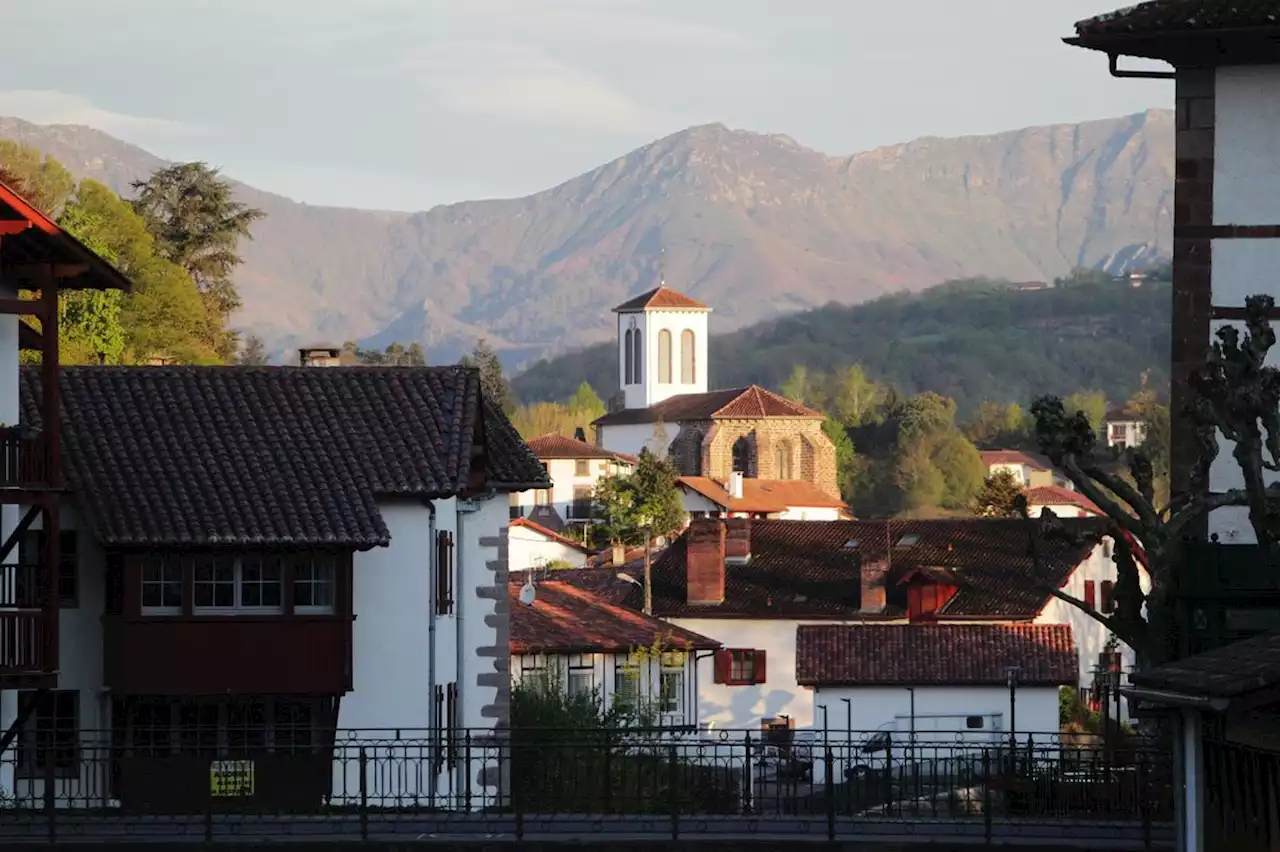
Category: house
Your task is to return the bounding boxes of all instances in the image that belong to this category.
[592,286,840,500]
[507,517,593,572]
[1,363,549,811]
[509,572,720,727]
[550,516,1138,733]
[677,472,849,521]
[0,180,132,798]
[1023,485,1102,518]
[797,623,1077,741]
[515,432,635,524]
[1102,408,1147,451]
[979,450,1070,489]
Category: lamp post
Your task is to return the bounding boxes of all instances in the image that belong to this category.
[905,687,916,764]
[840,697,852,742]
[1006,666,1021,752]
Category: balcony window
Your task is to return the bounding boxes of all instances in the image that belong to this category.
[17,690,79,778]
[294,555,336,614]
[140,552,338,617]
[141,556,183,614]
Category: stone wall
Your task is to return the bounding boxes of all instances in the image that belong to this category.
[666,417,839,500]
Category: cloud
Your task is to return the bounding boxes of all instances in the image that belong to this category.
[404,41,666,134]
[0,90,199,137]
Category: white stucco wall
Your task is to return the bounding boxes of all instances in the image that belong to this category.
[618,308,709,410]
[512,457,624,521]
[507,525,588,572]
[598,422,672,458]
[811,685,1059,741]
[1214,65,1280,225]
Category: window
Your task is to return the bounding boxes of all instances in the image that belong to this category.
[1084,580,1097,610]
[1110,424,1127,440]
[509,492,524,520]
[659,668,684,715]
[965,715,984,729]
[657,329,672,384]
[568,654,594,697]
[193,555,284,613]
[19,530,78,607]
[141,556,183,614]
[193,555,237,609]
[714,649,766,685]
[112,696,330,759]
[534,489,549,506]
[732,437,751,475]
[295,555,336,614]
[436,530,455,616]
[240,554,284,609]
[775,442,794,480]
[613,661,640,710]
[680,329,695,384]
[574,458,590,477]
[18,690,79,778]
[571,485,594,519]
[623,328,634,385]
[632,330,643,384]
[1100,580,1116,614]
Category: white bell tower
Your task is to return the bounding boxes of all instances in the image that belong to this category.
[613,285,711,410]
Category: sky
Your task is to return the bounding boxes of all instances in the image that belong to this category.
[0,0,1170,212]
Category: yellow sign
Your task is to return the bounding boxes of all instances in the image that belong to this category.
[209,760,255,797]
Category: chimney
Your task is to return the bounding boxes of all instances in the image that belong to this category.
[724,517,751,564]
[574,426,587,443]
[299,346,342,367]
[728,471,745,500]
[859,557,888,614]
[611,543,626,566]
[686,519,726,606]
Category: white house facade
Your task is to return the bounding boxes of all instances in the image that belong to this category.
[678,472,847,521]
[515,434,634,524]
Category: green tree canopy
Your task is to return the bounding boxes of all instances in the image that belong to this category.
[0,140,75,216]
[971,470,1025,517]
[593,449,686,546]
[1062,391,1108,434]
[461,338,515,414]
[965,401,1033,449]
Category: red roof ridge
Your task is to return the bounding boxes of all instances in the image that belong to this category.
[525,432,624,460]
[613,286,711,313]
[509,517,594,553]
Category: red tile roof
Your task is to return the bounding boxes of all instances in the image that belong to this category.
[594,385,822,426]
[645,518,1106,619]
[678,476,845,512]
[509,518,594,554]
[0,180,133,292]
[796,624,1078,687]
[979,450,1053,471]
[1073,1,1279,37]
[525,433,628,461]
[613,286,710,313]
[1024,486,1101,516]
[509,574,720,654]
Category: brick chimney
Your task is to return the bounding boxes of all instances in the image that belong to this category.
[860,557,888,614]
[724,517,751,564]
[686,519,726,606]
[299,346,342,367]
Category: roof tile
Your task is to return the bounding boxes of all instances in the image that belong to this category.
[594,385,822,427]
[526,433,629,460]
[613,286,710,313]
[1129,630,1280,699]
[678,476,846,512]
[1074,0,1280,37]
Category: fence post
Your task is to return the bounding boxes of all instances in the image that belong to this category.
[1138,751,1152,850]
[43,732,55,845]
[464,731,473,812]
[603,730,613,814]
[513,737,524,841]
[204,784,214,843]
[358,745,369,841]
[982,749,993,844]
[668,742,679,841]
[742,732,753,815]
[825,746,836,842]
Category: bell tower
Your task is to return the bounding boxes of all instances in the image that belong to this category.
[613,284,711,410]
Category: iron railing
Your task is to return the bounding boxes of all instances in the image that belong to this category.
[1204,737,1280,852]
[0,427,47,488]
[0,728,1176,846]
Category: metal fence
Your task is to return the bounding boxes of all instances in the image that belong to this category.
[0,728,1176,846]
[1203,737,1280,852]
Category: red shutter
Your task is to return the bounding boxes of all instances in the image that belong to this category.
[1084,580,1096,610]
[753,649,767,684]
[713,650,730,684]
[1101,581,1115,613]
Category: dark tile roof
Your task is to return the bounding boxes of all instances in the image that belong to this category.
[645,518,1106,619]
[613,286,710,313]
[1129,630,1280,700]
[796,624,1078,687]
[509,573,720,654]
[22,366,550,548]
[526,433,627,460]
[1074,1,1280,37]
[593,385,822,426]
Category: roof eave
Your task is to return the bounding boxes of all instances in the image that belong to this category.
[1065,26,1280,63]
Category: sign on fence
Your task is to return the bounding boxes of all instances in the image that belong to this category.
[209,760,255,797]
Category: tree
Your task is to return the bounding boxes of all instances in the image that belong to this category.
[461,338,514,414]
[825,365,883,428]
[1062,391,1108,434]
[238,334,269,365]
[568,382,606,420]
[1022,294,1280,666]
[130,162,265,356]
[972,470,1025,517]
[54,202,126,365]
[0,140,75,216]
[966,401,1034,449]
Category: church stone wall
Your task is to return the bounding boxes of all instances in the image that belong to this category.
[669,418,839,501]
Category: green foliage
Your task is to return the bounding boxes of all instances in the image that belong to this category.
[568,381,606,417]
[1062,391,1108,433]
[0,140,75,215]
[972,470,1026,517]
[593,450,685,545]
[512,277,1171,417]
[461,338,514,414]
[237,334,269,365]
[965,401,1034,449]
[55,203,126,365]
[340,340,426,366]
[511,382,606,440]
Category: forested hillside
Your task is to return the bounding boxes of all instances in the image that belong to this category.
[512,275,1170,417]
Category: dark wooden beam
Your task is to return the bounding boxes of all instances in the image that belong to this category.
[41,280,60,493]
[0,690,41,755]
[6,263,90,281]
[0,298,50,319]
[0,505,41,564]
[0,221,31,236]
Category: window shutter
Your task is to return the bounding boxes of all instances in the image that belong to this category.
[753,649,767,684]
[713,650,730,684]
[435,530,455,616]
[1100,580,1115,614]
[1084,580,1096,610]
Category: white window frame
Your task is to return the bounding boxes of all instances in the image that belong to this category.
[659,666,684,716]
[140,556,184,615]
[293,554,337,615]
[193,555,284,615]
[567,653,594,697]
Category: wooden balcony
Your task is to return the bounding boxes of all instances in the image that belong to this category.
[0,427,50,489]
[0,611,50,684]
[103,616,353,695]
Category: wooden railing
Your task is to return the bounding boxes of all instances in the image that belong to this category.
[0,561,42,608]
[0,427,48,488]
[0,610,46,673]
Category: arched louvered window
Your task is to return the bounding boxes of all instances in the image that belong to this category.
[681,329,695,384]
[623,329,634,384]
[632,327,643,384]
[657,329,673,384]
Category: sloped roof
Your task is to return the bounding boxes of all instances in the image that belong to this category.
[1129,630,1280,700]
[1025,485,1102,516]
[678,476,846,512]
[645,518,1106,619]
[613,286,710,313]
[526,433,627,461]
[509,573,720,654]
[21,366,550,548]
[0,180,133,292]
[980,450,1053,470]
[509,518,594,554]
[1074,1,1279,37]
[796,624,1078,687]
[594,385,823,426]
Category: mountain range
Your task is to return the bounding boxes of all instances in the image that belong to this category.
[0,109,1175,367]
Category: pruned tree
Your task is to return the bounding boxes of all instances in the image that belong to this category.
[1021,294,1280,666]
[972,470,1024,517]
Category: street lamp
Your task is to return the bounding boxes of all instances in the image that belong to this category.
[840,697,852,742]
[1006,666,1021,751]
[905,687,916,764]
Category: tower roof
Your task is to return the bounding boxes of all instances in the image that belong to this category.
[613,286,710,313]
